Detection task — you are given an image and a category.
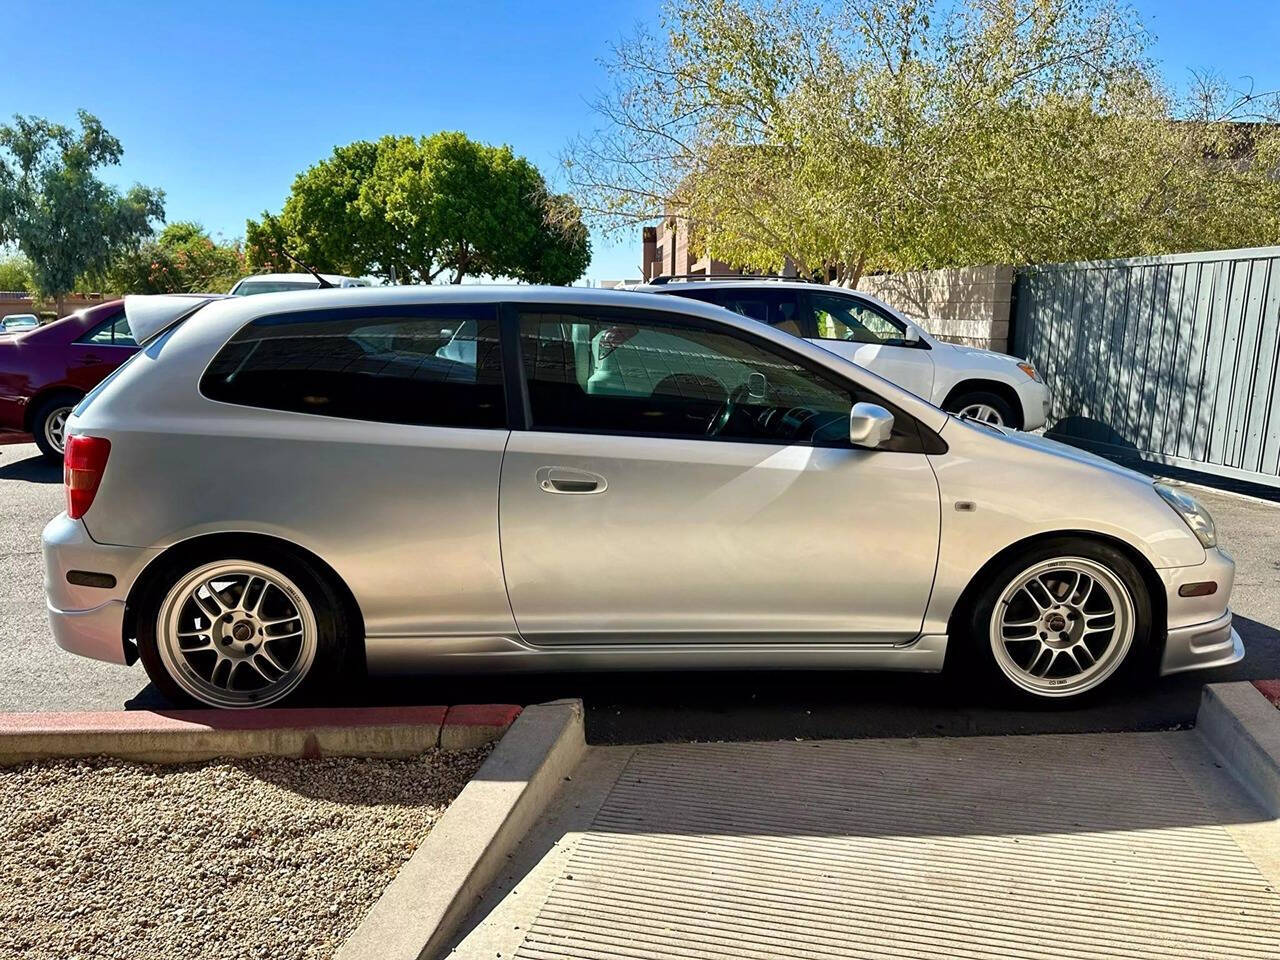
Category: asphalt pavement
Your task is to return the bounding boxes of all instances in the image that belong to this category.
[2,439,1278,743]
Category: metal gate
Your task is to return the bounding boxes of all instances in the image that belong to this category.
[1014,246,1280,488]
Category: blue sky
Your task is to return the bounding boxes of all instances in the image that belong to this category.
[1,0,1277,282]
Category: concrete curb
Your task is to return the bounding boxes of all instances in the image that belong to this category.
[0,704,522,765]
[337,698,587,960]
[1196,681,1280,817]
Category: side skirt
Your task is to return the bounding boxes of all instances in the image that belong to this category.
[364,633,950,675]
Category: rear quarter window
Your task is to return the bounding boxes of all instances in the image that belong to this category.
[199,305,506,429]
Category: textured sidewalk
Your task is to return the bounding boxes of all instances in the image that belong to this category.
[449,731,1280,960]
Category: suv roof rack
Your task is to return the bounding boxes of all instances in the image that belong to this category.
[645,273,817,285]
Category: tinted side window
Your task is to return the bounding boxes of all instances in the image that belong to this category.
[78,312,137,347]
[665,288,802,337]
[201,306,505,428]
[518,309,921,450]
[809,293,911,345]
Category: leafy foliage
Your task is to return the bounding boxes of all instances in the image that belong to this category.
[247,132,590,285]
[0,254,31,292]
[568,0,1280,283]
[93,221,249,294]
[0,111,164,305]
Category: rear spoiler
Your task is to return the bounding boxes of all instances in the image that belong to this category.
[124,294,227,345]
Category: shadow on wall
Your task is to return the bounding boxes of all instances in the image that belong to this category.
[1018,252,1280,492]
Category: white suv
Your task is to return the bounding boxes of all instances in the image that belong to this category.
[642,279,1049,429]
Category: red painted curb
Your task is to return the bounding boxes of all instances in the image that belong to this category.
[1254,679,1280,706]
[443,704,523,728]
[0,704,521,736]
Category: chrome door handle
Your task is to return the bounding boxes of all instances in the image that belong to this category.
[536,466,607,495]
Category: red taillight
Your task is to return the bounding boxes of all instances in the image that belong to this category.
[598,325,637,359]
[64,435,111,520]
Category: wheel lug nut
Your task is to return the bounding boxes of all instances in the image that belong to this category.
[220,637,232,646]
[223,614,233,623]
[1039,631,1047,639]
[245,644,257,654]
[1059,632,1069,640]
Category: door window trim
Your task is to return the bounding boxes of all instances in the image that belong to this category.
[500,300,945,454]
[800,291,931,350]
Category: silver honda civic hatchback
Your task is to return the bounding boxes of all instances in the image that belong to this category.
[43,286,1241,709]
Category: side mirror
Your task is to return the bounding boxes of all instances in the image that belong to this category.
[849,402,895,448]
[903,325,922,345]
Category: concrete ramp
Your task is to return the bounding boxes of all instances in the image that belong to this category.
[452,733,1280,960]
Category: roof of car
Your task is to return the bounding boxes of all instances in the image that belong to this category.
[234,272,364,284]
[635,279,842,294]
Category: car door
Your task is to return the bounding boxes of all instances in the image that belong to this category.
[804,291,935,400]
[498,303,941,646]
[66,310,138,390]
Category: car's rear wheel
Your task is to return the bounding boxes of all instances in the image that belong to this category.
[966,539,1153,702]
[945,390,1016,428]
[137,547,352,709]
[32,394,79,460]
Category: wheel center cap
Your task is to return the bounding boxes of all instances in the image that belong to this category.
[1046,612,1067,632]
[231,621,254,643]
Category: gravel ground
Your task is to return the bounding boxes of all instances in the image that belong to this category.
[0,745,491,960]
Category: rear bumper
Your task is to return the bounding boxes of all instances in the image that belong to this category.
[43,513,158,665]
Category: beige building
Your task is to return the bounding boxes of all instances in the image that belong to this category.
[642,219,750,281]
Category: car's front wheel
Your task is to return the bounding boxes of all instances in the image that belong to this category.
[136,546,353,709]
[945,390,1017,428]
[966,539,1153,702]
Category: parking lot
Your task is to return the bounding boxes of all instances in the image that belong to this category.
[3,438,1278,743]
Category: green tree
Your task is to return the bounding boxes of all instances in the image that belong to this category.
[96,220,249,294]
[568,0,1280,283]
[0,254,31,292]
[0,110,164,312]
[247,132,590,285]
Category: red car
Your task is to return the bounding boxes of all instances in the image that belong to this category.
[0,300,137,459]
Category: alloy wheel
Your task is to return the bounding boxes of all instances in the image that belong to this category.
[989,557,1135,697]
[155,560,318,709]
[958,402,1005,425]
[44,406,72,454]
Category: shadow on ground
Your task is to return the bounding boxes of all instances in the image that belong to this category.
[120,612,1279,745]
[0,450,59,483]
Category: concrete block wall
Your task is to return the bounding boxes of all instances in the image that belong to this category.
[855,264,1014,353]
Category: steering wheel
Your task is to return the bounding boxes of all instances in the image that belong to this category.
[706,383,753,437]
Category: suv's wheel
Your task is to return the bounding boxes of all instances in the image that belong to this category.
[965,538,1153,702]
[137,545,353,709]
[32,394,79,460]
[945,390,1016,427]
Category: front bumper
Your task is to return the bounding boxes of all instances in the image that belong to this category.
[1158,546,1244,676]
[1015,378,1051,431]
[1160,609,1242,676]
[43,513,158,665]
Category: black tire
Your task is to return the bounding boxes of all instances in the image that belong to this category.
[136,542,357,709]
[959,537,1154,705]
[31,393,80,460]
[944,389,1018,428]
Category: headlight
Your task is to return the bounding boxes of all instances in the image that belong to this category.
[1154,483,1217,548]
[1016,361,1043,383]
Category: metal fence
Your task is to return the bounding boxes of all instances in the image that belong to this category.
[1014,246,1280,489]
